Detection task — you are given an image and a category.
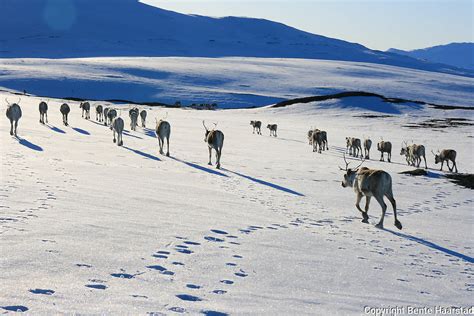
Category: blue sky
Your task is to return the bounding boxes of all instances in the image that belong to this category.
[142,0,473,51]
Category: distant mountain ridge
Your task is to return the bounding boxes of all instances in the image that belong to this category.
[388,43,474,70]
[0,0,472,77]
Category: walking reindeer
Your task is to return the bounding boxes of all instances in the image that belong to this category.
[267,124,277,137]
[203,120,224,169]
[250,120,262,135]
[111,117,124,146]
[5,98,22,136]
[340,155,402,230]
[39,100,48,124]
[140,110,147,128]
[432,149,458,173]
[79,102,91,120]
[155,115,171,156]
[95,105,103,122]
[60,103,70,126]
[129,107,139,131]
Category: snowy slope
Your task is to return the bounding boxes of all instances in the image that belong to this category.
[0,0,471,77]
[1,57,473,108]
[1,89,473,314]
[388,43,474,70]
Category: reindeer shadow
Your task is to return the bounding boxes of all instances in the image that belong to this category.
[141,128,156,138]
[223,168,304,196]
[384,228,474,263]
[123,146,161,161]
[45,124,65,134]
[72,127,91,135]
[123,131,143,139]
[17,137,43,151]
[170,157,228,177]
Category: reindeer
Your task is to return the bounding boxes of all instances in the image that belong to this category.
[107,109,117,126]
[346,137,363,158]
[311,130,325,153]
[103,107,110,125]
[250,120,262,135]
[363,138,372,159]
[308,129,328,150]
[129,107,139,131]
[307,129,314,145]
[110,117,124,146]
[340,155,402,230]
[377,140,392,162]
[432,149,458,173]
[203,120,224,169]
[5,98,22,136]
[155,116,170,156]
[400,142,427,168]
[267,124,277,137]
[96,105,103,122]
[79,102,91,119]
[60,103,70,126]
[140,110,147,128]
[39,101,48,124]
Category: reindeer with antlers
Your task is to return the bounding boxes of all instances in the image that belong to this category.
[400,141,427,168]
[203,120,224,169]
[432,149,458,173]
[340,154,402,230]
[5,98,22,136]
[155,113,171,156]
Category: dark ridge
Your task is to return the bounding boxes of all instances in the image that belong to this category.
[270,90,471,111]
[399,169,428,176]
[403,118,474,129]
[445,174,474,190]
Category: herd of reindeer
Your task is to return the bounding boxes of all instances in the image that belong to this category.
[5,97,461,230]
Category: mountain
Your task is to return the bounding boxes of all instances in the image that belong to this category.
[388,43,474,70]
[0,0,472,77]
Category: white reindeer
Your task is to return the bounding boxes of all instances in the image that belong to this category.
[203,120,224,169]
[5,98,22,136]
[340,155,402,230]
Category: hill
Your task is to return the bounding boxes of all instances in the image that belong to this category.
[0,0,471,77]
[388,43,474,70]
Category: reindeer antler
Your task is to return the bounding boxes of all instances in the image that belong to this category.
[353,158,365,170]
[202,120,208,131]
[213,122,218,129]
[17,97,21,104]
[339,153,350,171]
[5,98,10,105]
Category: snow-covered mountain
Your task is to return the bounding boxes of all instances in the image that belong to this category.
[388,43,474,70]
[0,0,471,77]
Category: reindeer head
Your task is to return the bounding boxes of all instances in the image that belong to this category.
[432,150,441,164]
[400,141,408,156]
[250,120,255,126]
[340,154,365,188]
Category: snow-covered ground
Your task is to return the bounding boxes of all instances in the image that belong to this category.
[0,57,473,108]
[1,78,473,314]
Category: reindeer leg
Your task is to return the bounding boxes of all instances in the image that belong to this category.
[355,193,366,222]
[363,196,371,223]
[423,156,427,169]
[10,120,14,136]
[374,196,386,229]
[14,120,18,136]
[208,147,212,165]
[216,149,221,169]
[166,137,170,157]
[386,192,401,230]
[113,130,116,143]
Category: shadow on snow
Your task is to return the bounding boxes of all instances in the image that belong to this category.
[170,157,228,177]
[123,146,161,161]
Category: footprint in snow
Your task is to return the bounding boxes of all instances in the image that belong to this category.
[2,306,29,312]
[176,294,202,302]
[204,236,225,242]
[85,284,108,290]
[220,280,234,285]
[183,241,201,246]
[168,306,186,313]
[186,284,201,289]
[110,273,135,279]
[211,229,228,235]
[29,289,55,295]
